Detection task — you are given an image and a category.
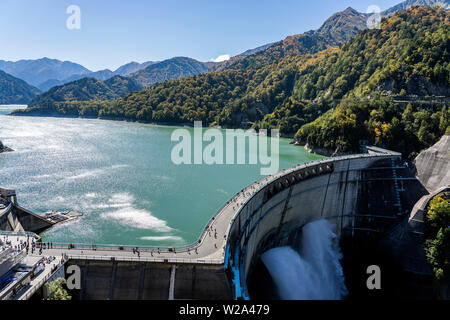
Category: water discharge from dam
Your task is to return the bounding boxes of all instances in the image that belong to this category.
[262,219,348,300]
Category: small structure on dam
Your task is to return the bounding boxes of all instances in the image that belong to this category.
[0,188,82,233]
[0,137,448,300]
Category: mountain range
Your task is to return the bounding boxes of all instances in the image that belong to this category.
[0,58,158,92]
[37,60,158,91]
[0,58,91,90]
[3,0,444,106]
[2,0,448,115]
[28,76,142,107]
[14,6,370,107]
[127,57,217,88]
[26,57,220,107]
[0,70,41,104]
[382,0,449,16]
[16,3,449,160]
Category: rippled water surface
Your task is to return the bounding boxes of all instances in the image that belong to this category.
[0,105,324,246]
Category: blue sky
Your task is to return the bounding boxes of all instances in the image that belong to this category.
[0,0,401,71]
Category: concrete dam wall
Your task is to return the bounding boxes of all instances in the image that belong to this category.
[0,188,53,233]
[66,259,231,300]
[224,153,426,299]
[414,134,450,193]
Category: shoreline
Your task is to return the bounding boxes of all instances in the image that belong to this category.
[10,111,297,136]
[10,111,328,156]
[0,147,13,153]
[0,140,14,153]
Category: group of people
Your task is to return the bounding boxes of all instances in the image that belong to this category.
[132,247,141,257]
[1,235,40,255]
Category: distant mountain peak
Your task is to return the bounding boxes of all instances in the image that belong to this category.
[382,0,450,16]
[129,56,216,88]
[0,58,91,88]
[28,74,142,107]
[342,7,361,15]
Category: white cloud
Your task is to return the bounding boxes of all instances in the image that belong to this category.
[211,54,231,63]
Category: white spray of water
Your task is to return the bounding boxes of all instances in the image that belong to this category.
[261,219,348,300]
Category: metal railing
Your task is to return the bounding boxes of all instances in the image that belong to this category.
[224,152,395,298]
[19,262,67,300]
[67,254,222,265]
[0,231,41,240]
[4,153,393,264]
[28,153,391,256]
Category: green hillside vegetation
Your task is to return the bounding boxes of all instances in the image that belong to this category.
[17,49,333,125]
[16,6,365,125]
[425,192,450,283]
[28,76,142,107]
[291,7,449,101]
[129,57,216,88]
[294,6,449,157]
[0,70,41,104]
[44,278,72,300]
[15,6,449,158]
[227,7,367,71]
[296,97,449,157]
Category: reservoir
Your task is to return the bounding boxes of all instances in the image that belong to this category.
[0,105,324,246]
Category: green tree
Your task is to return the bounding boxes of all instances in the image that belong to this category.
[425,193,450,283]
[44,278,72,300]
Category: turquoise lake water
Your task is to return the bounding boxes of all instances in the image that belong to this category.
[0,105,324,246]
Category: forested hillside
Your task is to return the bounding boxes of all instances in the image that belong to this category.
[28,76,141,107]
[15,6,449,158]
[129,57,217,88]
[293,6,449,157]
[226,7,367,71]
[16,6,368,123]
[0,70,41,104]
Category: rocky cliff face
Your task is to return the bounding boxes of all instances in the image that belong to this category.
[414,135,450,192]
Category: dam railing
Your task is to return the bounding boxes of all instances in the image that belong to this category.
[0,231,41,240]
[176,153,397,253]
[2,152,401,270]
[224,152,400,299]
[67,254,222,264]
[9,153,397,256]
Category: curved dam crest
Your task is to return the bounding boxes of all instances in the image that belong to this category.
[3,143,437,300]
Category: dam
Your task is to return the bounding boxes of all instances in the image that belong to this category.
[0,138,448,300]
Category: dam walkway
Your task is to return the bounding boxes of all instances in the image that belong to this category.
[4,148,426,300]
[3,152,401,265]
[7,158,334,264]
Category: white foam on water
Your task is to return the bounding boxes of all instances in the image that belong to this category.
[109,193,134,204]
[261,219,348,300]
[140,236,184,242]
[100,193,173,232]
[91,203,130,209]
[85,193,98,199]
[102,207,172,232]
